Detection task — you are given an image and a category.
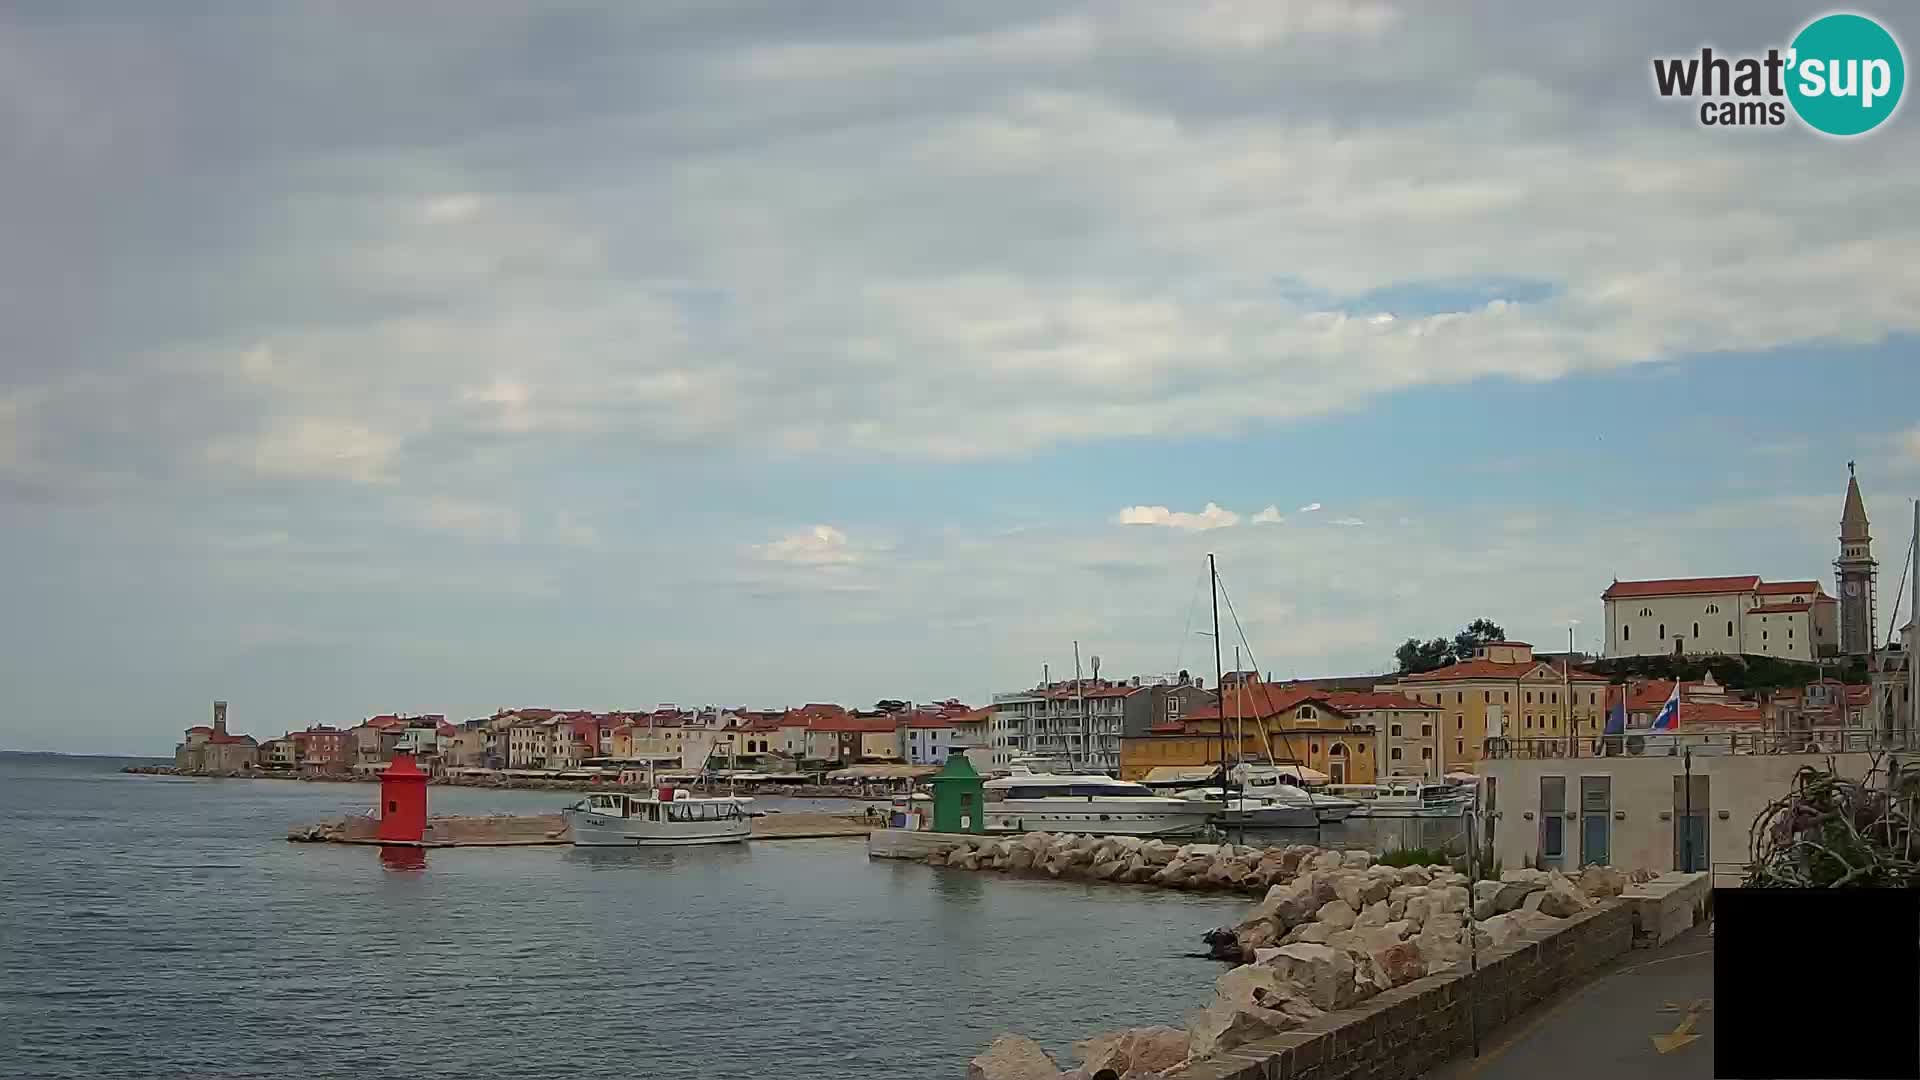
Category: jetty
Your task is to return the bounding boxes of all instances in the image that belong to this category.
[289,811,874,847]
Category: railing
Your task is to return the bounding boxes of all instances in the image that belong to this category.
[1483,730,1918,760]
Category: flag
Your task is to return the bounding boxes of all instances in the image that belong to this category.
[1650,683,1680,732]
[1603,694,1626,736]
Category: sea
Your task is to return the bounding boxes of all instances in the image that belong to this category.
[0,753,1247,1080]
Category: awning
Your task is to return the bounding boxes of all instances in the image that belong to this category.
[1139,766,1221,786]
[825,764,939,781]
[1235,763,1330,787]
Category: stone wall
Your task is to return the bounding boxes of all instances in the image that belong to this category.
[1163,902,1634,1080]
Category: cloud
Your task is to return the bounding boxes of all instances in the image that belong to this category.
[1116,502,1240,530]
[1330,517,1365,527]
[2,2,1917,494]
[406,497,522,543]
[203,418,400,485]
[757,525,859,566]
[1252,506,1284,524]
[1298,503,1324,513]
[550,513,601,549]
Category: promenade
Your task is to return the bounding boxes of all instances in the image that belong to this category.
[1431,924,1714,1080]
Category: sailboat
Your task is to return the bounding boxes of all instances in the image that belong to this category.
[1188,556,1359,829]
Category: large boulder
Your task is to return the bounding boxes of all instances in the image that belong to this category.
[1235,917,1283,954]
[1535,877,1592,918]
[1396,864,1434,886]
[1402,892,1432,928]
[1432,885,1469,915]
[1340,849,1373,869]
[1493,880,1546,913]
[968,1035,1063,1080]
[1008,846,1037,872]
[1315,899,1359,931]
[1089,859,1125,881]
[1072,1026,1188,1079]
[1500,867,1552,885]
[1576,865,1629,899]
[1258,942,1359,1011]
[1354,900,1391,928]
[1280,921,1333,945]
[1370,939,1428,987]
[1312,849,1344,871]
[1477,913,1526,948]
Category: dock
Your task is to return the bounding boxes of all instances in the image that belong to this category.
[288,811,873,847]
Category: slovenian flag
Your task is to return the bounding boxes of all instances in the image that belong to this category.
[1649,683,1681,732]
[1603,693,1626,736]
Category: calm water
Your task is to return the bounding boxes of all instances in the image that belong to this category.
[0,754,1243,1080]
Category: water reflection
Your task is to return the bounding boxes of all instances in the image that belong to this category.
[565,843,759,873]
[379,846,427,871]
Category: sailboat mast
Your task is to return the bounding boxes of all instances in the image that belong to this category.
[1073,640,1085,773]
[1210,553,1226,787]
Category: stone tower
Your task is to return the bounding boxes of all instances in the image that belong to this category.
[1836,462,1877,656]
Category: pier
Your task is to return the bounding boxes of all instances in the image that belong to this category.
[288,811,874,847]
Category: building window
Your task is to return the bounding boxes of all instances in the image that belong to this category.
[1763,631,1769,641]
[1624,626,1631,642]
[1391,748,1402,760]
[1659,623,1666,639]
[1526,692,1533,704]
[1390,724,1403,736]
[1641,607,1653,617]
[1456,692,1464,705]
[1484,691,1491,703]
[1706,603,1719,614]
[1727,620,1734,637]
[1299,705,1317,719]
[1504,692,1510,704]
[1422,747,1433,759]
[1788,628,1794,640]
[1693,622,1700,638]
[1551,692,1558,705]
[1421,724,1433,736]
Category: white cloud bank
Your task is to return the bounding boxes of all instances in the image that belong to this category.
[1117,503,1241,531]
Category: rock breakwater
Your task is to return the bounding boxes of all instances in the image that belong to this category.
[960,841,1633,1080]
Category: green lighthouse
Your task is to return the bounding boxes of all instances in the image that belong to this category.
[927,749,986,834]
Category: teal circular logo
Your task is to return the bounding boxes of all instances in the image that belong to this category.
[1787,13,1905,136]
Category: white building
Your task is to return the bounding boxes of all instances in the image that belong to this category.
[1601,575,1838,661]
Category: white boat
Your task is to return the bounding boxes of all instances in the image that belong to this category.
[982,768,1216,836]
[563,789,753,846]
[1175,787,1319,828]
[1329,777,1472,819]
[1198,782,1360,825]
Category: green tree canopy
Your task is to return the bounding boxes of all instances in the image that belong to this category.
[1394,618,1509,674]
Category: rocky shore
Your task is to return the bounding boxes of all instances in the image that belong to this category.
[941,835,1639,1080]
[121,764,880,800]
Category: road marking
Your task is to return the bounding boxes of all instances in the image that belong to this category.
[1652,999,1709,1054]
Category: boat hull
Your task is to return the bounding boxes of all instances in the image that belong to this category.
[564,809,751,847]
[1212,805,1319,829]
[983,800,1213,836]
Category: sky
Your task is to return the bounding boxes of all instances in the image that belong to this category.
[4,2,1919,755]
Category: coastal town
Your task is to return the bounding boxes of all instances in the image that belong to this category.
[173,468,1914,801]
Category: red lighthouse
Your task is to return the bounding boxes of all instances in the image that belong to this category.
[377,753,429,845]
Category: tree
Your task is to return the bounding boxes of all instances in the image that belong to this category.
[1395,637,1454,675]
[1451,618,1508,661]
[874,699,909,714]
[1394,618,1509,675]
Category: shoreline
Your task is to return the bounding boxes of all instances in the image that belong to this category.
[119,764,893,800]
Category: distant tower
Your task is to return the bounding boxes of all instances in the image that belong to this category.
[212,700,229,736]
[1836,462,1878,656]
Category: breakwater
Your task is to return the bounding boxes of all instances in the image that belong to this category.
[288,810,873,846]
[952,837,1642,1080]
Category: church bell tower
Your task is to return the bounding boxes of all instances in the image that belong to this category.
[1836,462,1877,656]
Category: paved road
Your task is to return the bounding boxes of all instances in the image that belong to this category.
[1430,924,1715,1080]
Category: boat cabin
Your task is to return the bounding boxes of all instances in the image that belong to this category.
[580,791,750,823]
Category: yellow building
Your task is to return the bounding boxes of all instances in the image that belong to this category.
[1118,682,1380,785]
[1380,641,1608,773]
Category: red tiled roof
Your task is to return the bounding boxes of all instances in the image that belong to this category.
[1324,691,1439,712]
[1185,684,1347,722]
[436,723,457,736]
[807,716,900,734]
[1603,576,1761,599]
[905,714,958,729]
[1682,702,1764,724]
[186,725,215,735]
[1750,602,1811,614]
[1400,659,1607,683]
[1756,580,1822,596]
[1845,685,1872,706]
[1482,640,1532,648]
[951,707,993,725]
[1146,721,1187,734]
[206,732,256,745]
